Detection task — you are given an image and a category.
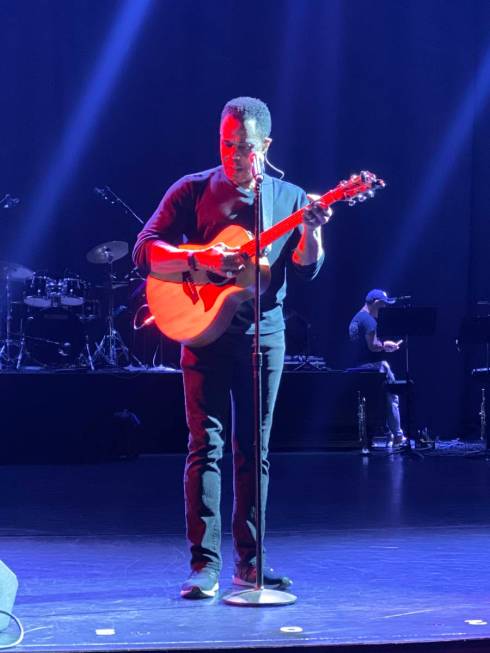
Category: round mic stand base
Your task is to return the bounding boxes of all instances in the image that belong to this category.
[223,587,297,607]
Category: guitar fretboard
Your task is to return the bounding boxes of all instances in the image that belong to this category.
[239,187,342,257]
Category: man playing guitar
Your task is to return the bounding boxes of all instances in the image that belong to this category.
[133,96,330,599]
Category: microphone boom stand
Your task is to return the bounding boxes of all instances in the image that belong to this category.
[224,170,296,607]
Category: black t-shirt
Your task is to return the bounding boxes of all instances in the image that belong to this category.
[133,166,324,335]
[348,309,385,365]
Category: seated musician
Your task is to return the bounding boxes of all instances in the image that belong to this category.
[348,289,406,448]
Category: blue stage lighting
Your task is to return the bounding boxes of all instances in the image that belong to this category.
[14,0,153,260]
[384,42,490,286]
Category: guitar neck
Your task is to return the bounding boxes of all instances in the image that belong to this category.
[239,187,341,258]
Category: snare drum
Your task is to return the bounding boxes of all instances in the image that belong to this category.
[24,273,56,308]
[60,277,87,306]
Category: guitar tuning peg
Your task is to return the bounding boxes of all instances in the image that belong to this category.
[357,194,366,202]
[348,198,357,207]
[367,190,375,198]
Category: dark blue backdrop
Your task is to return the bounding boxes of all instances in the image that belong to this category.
[2,0,489,438]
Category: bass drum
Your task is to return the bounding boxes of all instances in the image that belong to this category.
[24,307,86,366]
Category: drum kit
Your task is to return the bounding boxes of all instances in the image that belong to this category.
[0,240,143,370]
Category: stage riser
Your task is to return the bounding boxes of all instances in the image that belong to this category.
[0,371,387,462]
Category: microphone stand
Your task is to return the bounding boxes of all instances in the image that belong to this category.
[94,186,144,225]
[224,167,296,607]
[395,332,423,459]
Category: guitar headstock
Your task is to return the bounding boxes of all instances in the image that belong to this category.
[338,171,386,206]
[311,171,386,212]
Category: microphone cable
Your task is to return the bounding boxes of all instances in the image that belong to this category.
[133,303,155,331]
[0,610,24,649]
[264,153,285,179]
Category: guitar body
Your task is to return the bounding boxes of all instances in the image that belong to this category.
[146,225,271,347]
[145,171,385,348]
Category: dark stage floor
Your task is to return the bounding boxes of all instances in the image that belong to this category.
[2,452,490,652]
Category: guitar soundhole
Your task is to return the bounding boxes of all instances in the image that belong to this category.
[207,271,235,286]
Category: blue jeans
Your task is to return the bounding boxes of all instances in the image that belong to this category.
[181,330,285,571]
[349,361,403,438]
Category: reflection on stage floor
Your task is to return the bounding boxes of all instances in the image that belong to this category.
[2,452,490,652]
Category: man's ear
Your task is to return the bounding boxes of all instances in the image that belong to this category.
[263,137,272,154]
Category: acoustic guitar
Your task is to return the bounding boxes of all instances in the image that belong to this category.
[146,171,385,347]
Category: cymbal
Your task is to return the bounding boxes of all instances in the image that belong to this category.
[0,261,34,280]
[86,240,129,264]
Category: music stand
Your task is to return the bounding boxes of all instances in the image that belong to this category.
[458,316,490,458]
[459,315,490,368]
[378,306,437,454]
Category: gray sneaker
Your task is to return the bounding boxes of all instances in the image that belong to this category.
[180,567,219,599]
[387,433,407,448]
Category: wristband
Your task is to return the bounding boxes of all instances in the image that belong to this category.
[188,252,198,271]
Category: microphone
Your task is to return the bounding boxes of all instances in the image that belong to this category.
[94,186,114,203]
[1,194,20,209]
[249,152,265,181]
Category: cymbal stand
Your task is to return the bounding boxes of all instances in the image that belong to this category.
[92,252,141,368]
[0,270,20,369]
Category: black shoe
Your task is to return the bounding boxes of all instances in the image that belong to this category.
[180,567,220,599]
[232,564,292,590]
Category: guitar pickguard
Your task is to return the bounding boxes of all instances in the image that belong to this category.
[182,272,199,305]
